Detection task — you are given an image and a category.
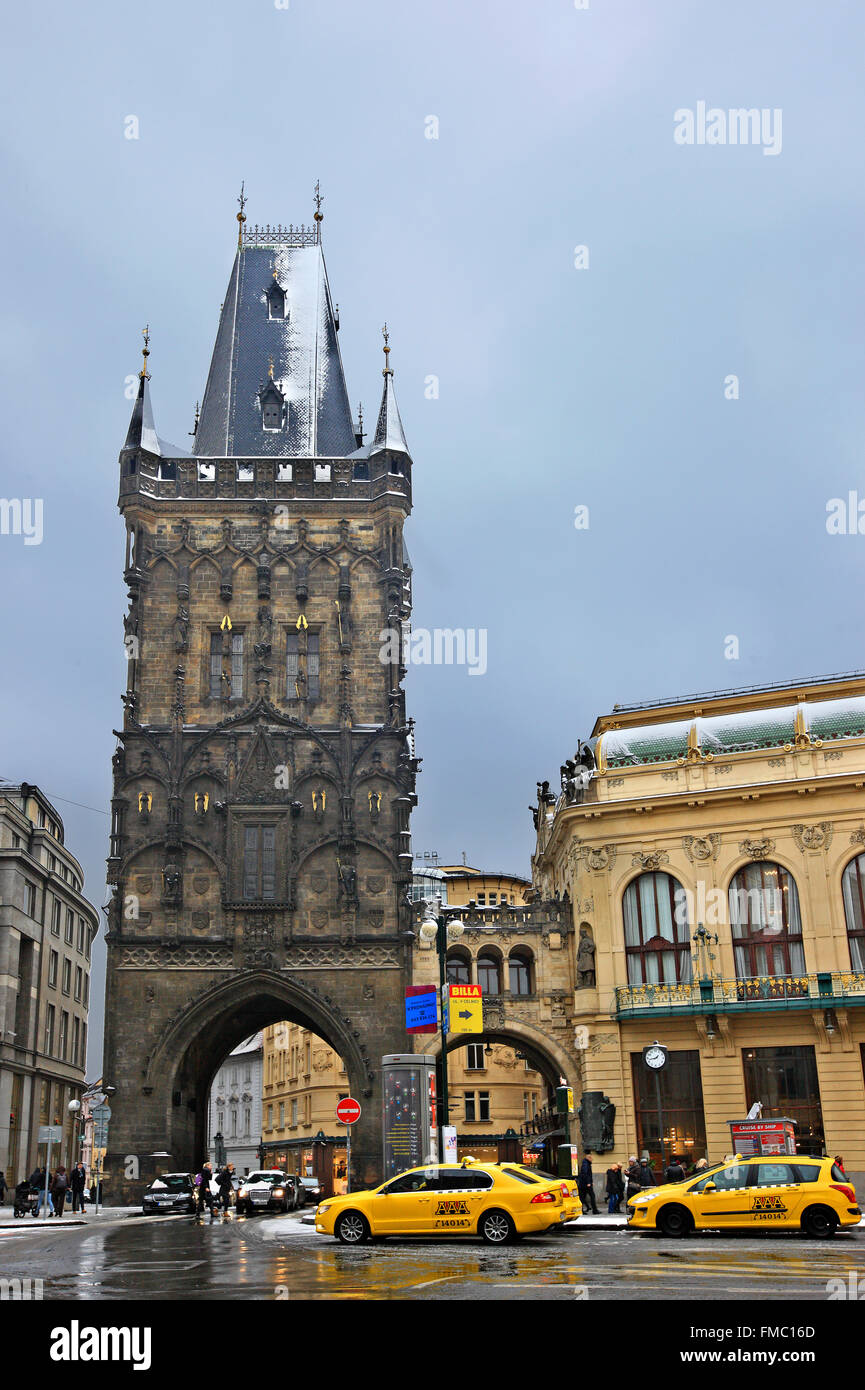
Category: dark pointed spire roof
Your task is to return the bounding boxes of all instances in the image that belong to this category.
[194,230,356,458]
[123,328,187,457]
[369,324,410,458]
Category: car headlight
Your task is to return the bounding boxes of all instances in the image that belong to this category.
[238,1187,249,1198]
[318,1203,330,1215]
[630,1197,650,1206]
[273,1188,284,1197]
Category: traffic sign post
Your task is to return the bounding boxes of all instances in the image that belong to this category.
[336,1097,361,1193]
[37,1125,62,1220]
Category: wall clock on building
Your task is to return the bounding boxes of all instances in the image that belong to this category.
[643,1043,668,1070]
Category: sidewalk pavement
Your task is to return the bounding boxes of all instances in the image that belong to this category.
[0,1206,138,1230]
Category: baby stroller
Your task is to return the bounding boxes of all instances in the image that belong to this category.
[13,1181,38,1218]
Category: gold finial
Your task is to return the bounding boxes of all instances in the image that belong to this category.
[268,355,274,380]
[381,322,392,376]
[237,181,247,249]
[140,323,151,379]
[313,179,323,238]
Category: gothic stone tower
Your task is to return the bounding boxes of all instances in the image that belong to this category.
[103,208,418,1199]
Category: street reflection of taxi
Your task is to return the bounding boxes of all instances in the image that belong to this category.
[315,1159,580,1245]
[627,1156,860,1238]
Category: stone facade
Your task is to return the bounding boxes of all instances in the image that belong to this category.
[102,223,418,1199]
[0,783,98,1184]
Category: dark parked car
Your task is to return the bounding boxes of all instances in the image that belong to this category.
[298,1176,324,1206]
[142,1173,196,1215]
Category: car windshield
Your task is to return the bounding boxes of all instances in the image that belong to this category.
[248,1173,282,1184]
[300,1178,319,1187]
[149,1175,191,1192]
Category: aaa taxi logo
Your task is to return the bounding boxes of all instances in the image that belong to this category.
[435,1200,470,1215]
[750,1194,786,1212]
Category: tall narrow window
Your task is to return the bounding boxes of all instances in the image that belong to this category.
[307,632,320,700]
[841,854,865,971]
[729,861,804,980]
[286,632,299,697]
[231,632,244,700]
[210,633,223,699]
[242,825,277,901]
[623,872,692,986]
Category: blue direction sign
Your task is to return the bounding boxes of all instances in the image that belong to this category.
[405,987,438,1033]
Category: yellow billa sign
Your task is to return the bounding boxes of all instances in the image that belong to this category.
[448,984,483,1034]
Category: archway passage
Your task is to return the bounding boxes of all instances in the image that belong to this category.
[206,1022,353,1200]
[103,968,404,1202]
[417,1024,580,1174]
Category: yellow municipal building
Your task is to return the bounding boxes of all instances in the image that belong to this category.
[533,671,865,1187]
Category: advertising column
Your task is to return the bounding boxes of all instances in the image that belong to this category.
[382,1054,438,1180]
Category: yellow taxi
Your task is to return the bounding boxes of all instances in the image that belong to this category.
[627,1155,860,1238]
[315,1159,581,1244]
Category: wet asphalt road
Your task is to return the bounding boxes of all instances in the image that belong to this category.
[1,1212,863,1300]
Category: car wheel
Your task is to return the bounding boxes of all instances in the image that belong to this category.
[802,1205,838,1239]
[335,1210,369,1245]
[479,1209,516,1245]
[657,1205,693,1238]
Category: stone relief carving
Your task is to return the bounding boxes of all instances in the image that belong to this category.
[791,822,834,853]
[631,850,670,871]
[682,834,721,863]
[739,838,775,860]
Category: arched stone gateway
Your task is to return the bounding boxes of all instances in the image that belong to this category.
[110,970,394,1194]
[104,213,418,1202]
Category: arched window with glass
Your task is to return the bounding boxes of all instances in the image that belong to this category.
[508,948,533,996]
[840,854,865,972]
[728,861,804,980]
[446,949,471,986]
[622,873,692,986]
[477,950,502,995]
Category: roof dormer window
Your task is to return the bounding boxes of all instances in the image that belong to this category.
[259,376,285,433]
[266,283,286,320]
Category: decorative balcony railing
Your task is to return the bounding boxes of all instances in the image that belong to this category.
[615,970,865,1015]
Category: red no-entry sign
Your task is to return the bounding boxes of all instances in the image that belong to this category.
[336,1097,361,1125]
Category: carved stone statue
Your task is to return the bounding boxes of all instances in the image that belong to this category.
[578,1090,615,1154]
[337,861,357,902]
[576,924,596,988]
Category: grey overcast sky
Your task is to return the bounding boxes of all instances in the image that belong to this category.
[1,0,862,1072]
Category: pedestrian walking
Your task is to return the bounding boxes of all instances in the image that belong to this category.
[625,1155,642,1202]
[0,1170,7,1206]
[664,1154,686,1184]
[70,1161,88,1213]
[51,1166,69,1216]
[605,1162,624,1214]
[32,1167,54,1216]
[578,1151,599,1214]
[195,1162,216,1217]
[639,1157,658,1188]
[216,1164,234,1213]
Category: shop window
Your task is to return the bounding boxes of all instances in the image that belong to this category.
[742,1045,824,1157]
[631,1049,707,1175]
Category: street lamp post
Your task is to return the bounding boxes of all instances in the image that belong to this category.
[418,896,465,1162]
